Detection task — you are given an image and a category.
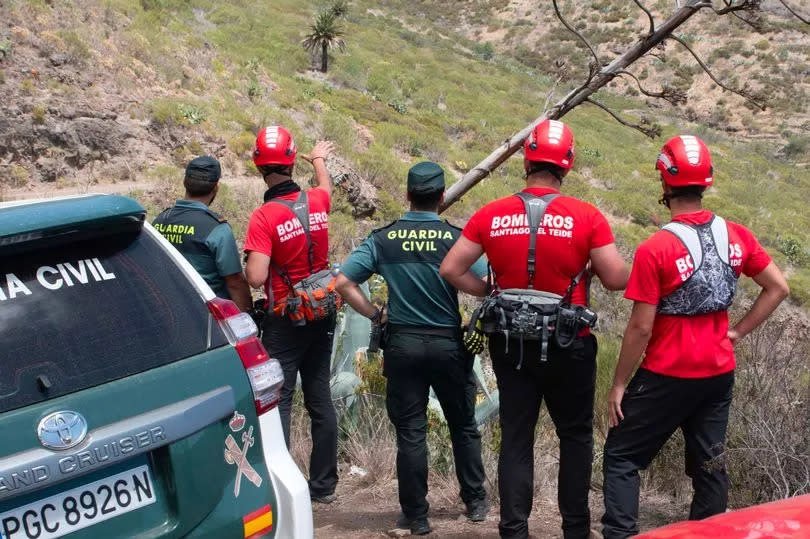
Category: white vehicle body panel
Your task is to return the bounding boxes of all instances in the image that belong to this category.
[259,408,314,539]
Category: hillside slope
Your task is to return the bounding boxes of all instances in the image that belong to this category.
[1,0,809,303]
[387,0,810,139]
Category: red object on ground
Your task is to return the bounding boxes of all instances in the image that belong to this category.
[636,495,810,538]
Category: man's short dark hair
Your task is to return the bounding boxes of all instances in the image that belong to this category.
[409,189,443,211]
[669,185,706,201]
[184,176,217,197]
[526,161,566,181]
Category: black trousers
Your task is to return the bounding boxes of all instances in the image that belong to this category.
[263,315,338,497]
[383,328,487,521]
[601,368,734,539]
[489,334,598,539]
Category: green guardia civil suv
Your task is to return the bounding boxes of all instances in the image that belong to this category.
[0,195,314,539]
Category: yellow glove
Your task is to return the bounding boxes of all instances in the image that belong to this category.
[464,319,486,355]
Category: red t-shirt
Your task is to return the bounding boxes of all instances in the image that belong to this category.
[244,188,330,305]
[462,187,615,305]
[625,210,771,378]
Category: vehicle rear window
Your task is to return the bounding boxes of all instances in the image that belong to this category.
[0,230,226,413]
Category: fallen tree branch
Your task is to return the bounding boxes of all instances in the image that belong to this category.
[712,0,761,15]
[632,0,656,34]
[439,0,711,212]
[552,0,599,70]
[667,35,766,110]
[585,98,663,139]
[542,73,566,116]
[618,70,688,106]
[729,10,765,31]
[777,0,810,24]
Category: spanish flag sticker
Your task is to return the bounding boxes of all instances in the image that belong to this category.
[244,504,273,538]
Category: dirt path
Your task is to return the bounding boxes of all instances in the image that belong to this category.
[312,475,564,538]
[312,475,680,538]
[0,175,262,201]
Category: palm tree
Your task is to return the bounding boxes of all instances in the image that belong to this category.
[302,11,346,73]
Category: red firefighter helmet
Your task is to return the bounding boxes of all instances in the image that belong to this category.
[523,119,575,174]
[254,126,297,167]
[656,135,713,187]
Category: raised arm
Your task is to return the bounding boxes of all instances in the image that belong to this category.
[301,141,335,195]
[440,236,488,297]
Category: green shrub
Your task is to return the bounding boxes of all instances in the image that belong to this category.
[0,39,12,59]
[57,30,92,62]
[31,104,46,124]
[783,136,810,160]
[7,165,30,188]
[178,103,205,125]
[228,132,255,157]
[149,99,186,125]
[246,78,264,100]
[187,139,203,156]
[778,235,809,267]
[20,78,35,95]
[788,271,810,305]
[472,42,495,61]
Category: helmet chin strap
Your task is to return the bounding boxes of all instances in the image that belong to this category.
[659,189,700,208]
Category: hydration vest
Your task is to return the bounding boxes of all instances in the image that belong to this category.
[658,215,737,316]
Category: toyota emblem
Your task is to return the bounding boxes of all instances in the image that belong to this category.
[37,411,88,451]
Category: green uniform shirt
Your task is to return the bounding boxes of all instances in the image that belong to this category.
[152,200,242,299]
[341,211,487,327]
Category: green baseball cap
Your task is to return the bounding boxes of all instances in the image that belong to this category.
[407,161,445,194]
[185,155,222,183]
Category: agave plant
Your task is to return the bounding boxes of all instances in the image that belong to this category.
[302,11,346,73]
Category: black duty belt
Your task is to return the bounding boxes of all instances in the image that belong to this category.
[387,324,461,339]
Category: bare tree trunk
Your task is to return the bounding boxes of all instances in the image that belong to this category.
[322,42,328,73]
[439,0,707,213]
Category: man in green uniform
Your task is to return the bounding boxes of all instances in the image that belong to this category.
[335,162,488,536]
[153,156,251,311]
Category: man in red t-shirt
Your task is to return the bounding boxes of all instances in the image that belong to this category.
[441,120,630,539]
[244,125,339,504]
[601,135,790,539]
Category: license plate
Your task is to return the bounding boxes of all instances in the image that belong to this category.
[0,465,156,539]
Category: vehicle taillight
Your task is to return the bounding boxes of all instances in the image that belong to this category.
[208,298,284,415]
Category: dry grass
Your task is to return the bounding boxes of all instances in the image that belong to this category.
[288,303,810,523]
[725,319,810,506]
